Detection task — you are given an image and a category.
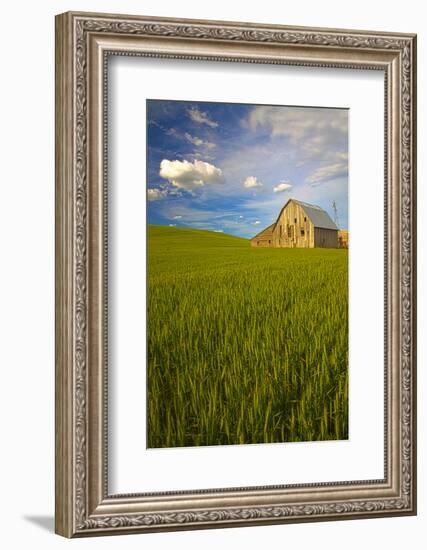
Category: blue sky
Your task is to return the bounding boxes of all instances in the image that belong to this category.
[147,100,348,238]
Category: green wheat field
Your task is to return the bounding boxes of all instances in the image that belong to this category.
[147,225,348,448]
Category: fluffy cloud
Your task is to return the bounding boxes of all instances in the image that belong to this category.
[147,188,168,201]
[173,215,183,219]
[188,108,219,128]
[273,181,292,193]
[253,220,261,225]
[159,159,224,191]
[184,133,216,150]
[243,176,263,189]
[305,162,348,185]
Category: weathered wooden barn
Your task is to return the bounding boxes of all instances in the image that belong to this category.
[251,199,339,248]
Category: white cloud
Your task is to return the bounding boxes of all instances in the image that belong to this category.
[253,220,261,225]
[273,181,293,193]
[214,229,224,233]
[185,133,203,146]
[247,106,348,165]
[173,215,183,219]
[243,176,263,189]
[147,188,168,201]
[184,132,216,150]
[188,108,219,128]
[159,159,224,191]
[336,152,348,161]
[248,106,347,141]
[239,215,244,219]
[305,162,348,185]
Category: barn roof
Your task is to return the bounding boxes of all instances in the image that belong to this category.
[289,199,338,230]
[251,223,275,240]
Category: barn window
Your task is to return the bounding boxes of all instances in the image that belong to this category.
[280,225,282,237]
[294,218,297,223]
[301,229,305,236]
[268,240,271,244]
[287,225,292,238]
[257,241,260,245]
[304,216,307,222]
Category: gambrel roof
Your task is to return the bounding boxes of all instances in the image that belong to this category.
[275,199,338,231]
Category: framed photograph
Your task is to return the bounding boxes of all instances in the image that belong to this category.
[55,11,417,537]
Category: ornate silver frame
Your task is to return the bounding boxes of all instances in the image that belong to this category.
[55,11,417,537]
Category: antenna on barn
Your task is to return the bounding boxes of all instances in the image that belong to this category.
[332,200,340,229]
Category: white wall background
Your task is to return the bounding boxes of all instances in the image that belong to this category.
[0,1,424,548]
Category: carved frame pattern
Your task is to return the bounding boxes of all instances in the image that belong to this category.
[55,11,416,537]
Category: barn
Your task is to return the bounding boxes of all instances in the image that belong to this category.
[251,199,339,248]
